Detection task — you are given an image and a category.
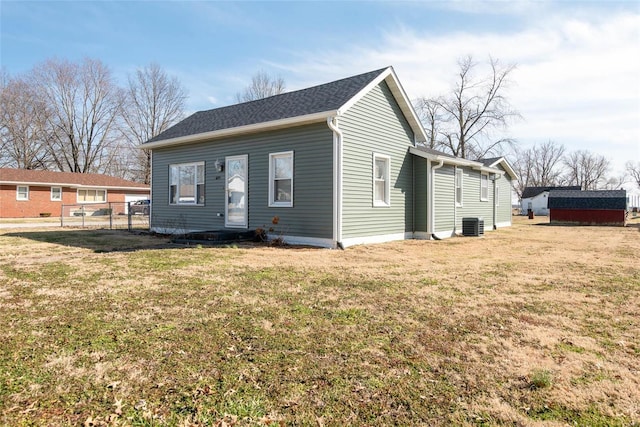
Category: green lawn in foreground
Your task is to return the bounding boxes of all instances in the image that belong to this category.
[0,220,638,426]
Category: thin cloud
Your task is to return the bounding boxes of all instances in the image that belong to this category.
[270,9,639,176]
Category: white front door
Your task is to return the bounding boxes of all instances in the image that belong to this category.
[225,155,248,228]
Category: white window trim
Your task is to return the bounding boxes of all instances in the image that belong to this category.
[480,172,489,201]
[169,162,205,206]
[269,151,294,208]
[51,187,62,201]
[455,168,463,207]
[373,153,391,207]
[17,185,29,201]
[77,188,107,204]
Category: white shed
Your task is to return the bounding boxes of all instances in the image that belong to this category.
[520,186,581,215]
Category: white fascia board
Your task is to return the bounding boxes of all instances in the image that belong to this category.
[384,68,429,143]
[487,157,519,181]
[409,147,480,168]
[337,67,392,115]
[0,180,149,191]
[337,67,428,144]
[139,110,337,150]
[409,148,510,177]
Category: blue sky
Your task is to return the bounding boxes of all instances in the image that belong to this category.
[1,1,639,187]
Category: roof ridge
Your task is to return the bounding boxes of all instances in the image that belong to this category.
[189,67,393,116]
[146,67,393,144]
[223,67,392,111]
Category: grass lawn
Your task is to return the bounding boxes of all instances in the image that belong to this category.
[1,217,638,426]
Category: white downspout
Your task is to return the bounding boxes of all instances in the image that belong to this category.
[492,172,504,230]
[430,159,444,239]
[327,116,343,249]
[148,150,153,232]
[493,175,497,230]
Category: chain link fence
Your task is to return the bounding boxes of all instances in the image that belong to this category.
[60,202,149,231]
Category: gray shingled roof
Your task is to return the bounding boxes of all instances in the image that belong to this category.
[548,190,627,210]
[522,186,581,199]
[479,157,502,167]
[148,68,389,143]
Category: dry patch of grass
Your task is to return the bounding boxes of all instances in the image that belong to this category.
[1,218,639,426]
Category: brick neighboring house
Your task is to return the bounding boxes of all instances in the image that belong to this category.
[0,168,150,218]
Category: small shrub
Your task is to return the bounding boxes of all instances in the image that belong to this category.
[529,369,553,389]
[254,227,267,242]
[270,236,286,247]
[39,212,52,217]
[256,216,287,246]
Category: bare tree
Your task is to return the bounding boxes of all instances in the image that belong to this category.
[416,55,521,159]
[122,63,187,183]
[413,97,445,150]
[563,150,610,190]
[530,140,565,186]
[0,74,51,169]
[603,173,627,190]
[235,70,286,103]
[626,161,640,189]
[31,57,123,173]
[511,141,564,199]
[0,70,7,166]
[511,149,533,200]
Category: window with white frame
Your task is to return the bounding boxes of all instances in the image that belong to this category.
[77,189,106,203]
[51,187,62,201]
[269,151,293,207]
[480,173,489,201]
[455,168,463,207]
[170,162,205,205]
[373,153,390,207]
[16,185,29,201]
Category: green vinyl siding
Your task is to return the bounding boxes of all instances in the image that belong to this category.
[434,165,455,233]
[494,165,513,225]
[340,81,414,239]
[414,157,428,233]
[456,168,494,230]
[151,122,334,238]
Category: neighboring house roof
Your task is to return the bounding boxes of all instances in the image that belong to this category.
[548,190,627,210]
[521,186,581,199]
[142,67,428,149]
[409,146,519,180]
[0,168,149,190]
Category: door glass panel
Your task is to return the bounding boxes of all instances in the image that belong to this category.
[226,156,247,227]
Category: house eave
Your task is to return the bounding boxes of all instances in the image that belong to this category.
[338,67,428,144]
[409,148,517,178]
[410,147,481,168]
[0,180,149,191]
[485,157,519,181]
[140,110,338,150]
